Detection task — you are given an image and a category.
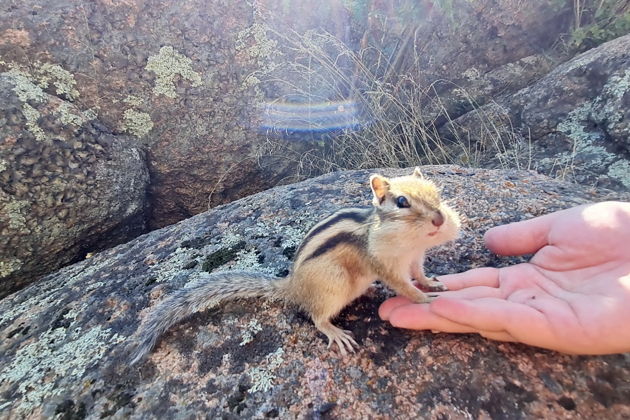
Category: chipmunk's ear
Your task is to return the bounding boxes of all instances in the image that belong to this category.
[413,167,424,178]
[370,174,390,205]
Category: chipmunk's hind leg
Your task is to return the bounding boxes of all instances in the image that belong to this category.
[313,317,358,356]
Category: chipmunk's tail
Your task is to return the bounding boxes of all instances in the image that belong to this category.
[129,271,289,365]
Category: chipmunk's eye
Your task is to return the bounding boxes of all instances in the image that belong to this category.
[396,196,410,208]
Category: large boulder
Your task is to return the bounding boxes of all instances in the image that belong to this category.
[0,71,149,298]
[0,0,317,229]
[1,166,628,418]
[441,34,630,191]
[0,0,580,229]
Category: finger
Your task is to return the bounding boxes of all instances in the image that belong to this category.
[431,285,502,300]
[386,303,479,333]
[437,267,500,290]
[430,298,564,351]
[431,297,549,332]
[379,296,414,321]
[484,211,562,256]
[479,330,517,342]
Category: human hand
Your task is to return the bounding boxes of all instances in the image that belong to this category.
[379,201,630,354]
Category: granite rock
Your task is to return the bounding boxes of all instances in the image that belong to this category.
[441,34,630,191]
[0,0,581,230]
[0,71,149,298]
[1,166,629,418]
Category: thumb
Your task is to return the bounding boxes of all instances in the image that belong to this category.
[484,210,562,256]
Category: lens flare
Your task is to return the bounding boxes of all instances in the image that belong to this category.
[259,99,361,133]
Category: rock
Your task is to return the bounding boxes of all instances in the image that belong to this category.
[0,71,149,298]
[1,166,629,418]
[440,34,630,191]
[0,0,314,229]
[401,1,571,123]
[0,0,580,229]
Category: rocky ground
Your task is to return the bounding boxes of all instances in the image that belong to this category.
[1,166,629,419]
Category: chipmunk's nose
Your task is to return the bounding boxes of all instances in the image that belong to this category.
[432,210,444,227]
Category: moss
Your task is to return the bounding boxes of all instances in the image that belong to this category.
[201,241,246,272]
[122,108,154,137]
[145,46,202,99]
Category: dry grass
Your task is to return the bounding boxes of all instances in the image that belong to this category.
[258,28,530,180]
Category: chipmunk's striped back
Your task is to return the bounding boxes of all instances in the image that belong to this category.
[293,207,374,267]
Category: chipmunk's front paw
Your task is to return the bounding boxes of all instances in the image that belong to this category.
[424,277,449,292]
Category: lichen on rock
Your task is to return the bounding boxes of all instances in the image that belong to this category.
[34,62,79,101]
[145,46,202,99]
[122,108,154,138]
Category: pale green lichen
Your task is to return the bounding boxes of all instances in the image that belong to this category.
[8,68,46,102]
[145,46,202,98]
[541,69,630,186]
[248,347,284,393]
[592,68,630,125]
[5,198,30,230]
[83,107,98,121]
[235,23,279,61]
[607,69,630,99]
[35,63,79,101]
[0,258,23,277]
[607,160,630,188]
[7,64,82,140]
[123,95,144,106]
[21,103,46,141]
[462,67,481,81]
[0,258,104,325]
[235,23,281,91]
[55,102,86,127]
[122,108,154,137]
[0,158,7,172]
[240,319,263,346]
[230,248,276,274]
[152,247,195,283]
[0,323,124,415]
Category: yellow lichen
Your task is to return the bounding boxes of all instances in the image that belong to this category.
[145,46,202,98]
[55,102,86,127]
[123,108,154,137]
[21,103,46,142]
[123,95,144,106]
[35,63,79,101]
[0,258,23,278]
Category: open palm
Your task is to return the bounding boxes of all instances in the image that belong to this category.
[379,201,630,354]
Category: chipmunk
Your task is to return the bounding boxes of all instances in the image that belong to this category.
[130,168,460,364]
